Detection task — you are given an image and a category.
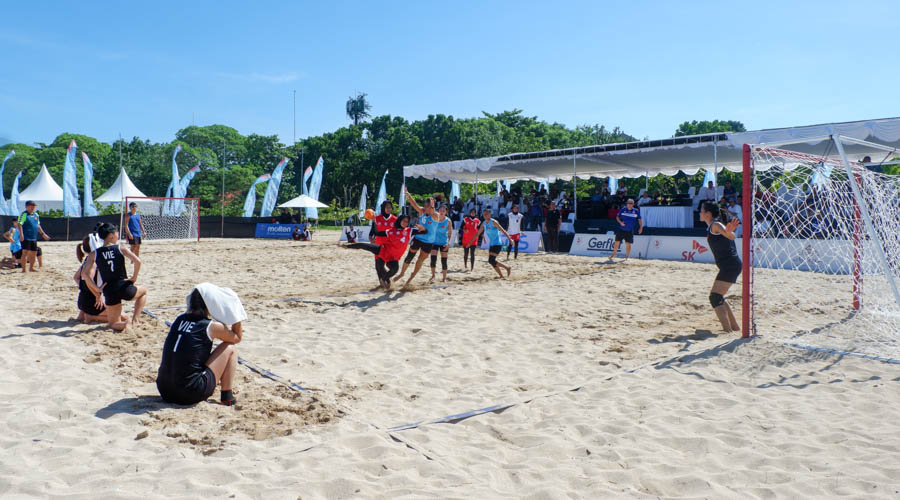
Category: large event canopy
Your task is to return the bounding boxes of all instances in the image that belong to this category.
[95,168,148,205]
[17,164,63,211]
[402,117,900,184]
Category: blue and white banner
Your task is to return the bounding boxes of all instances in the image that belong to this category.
[173,164,201,215]
[302,166,313,195]
[242,173,271,217]
[63,140,81,217]
[0,150,14,215]
[358,184,368,218]
[450,181,460,205]
[260,157,289,217]
[163,144,183,215]
[479,231,542,253]
[81,152,99,216]
[702,168,716,187]
[305,156,324,219]
[376,170,388,210]
[255,223,308,239]
[9,171,22,216]
[608,176,618,193]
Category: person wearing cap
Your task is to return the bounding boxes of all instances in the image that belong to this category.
[610,198,643,261]
[13,200,50,273]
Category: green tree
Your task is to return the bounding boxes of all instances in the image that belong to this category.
[345,93,372,125]
[674,120,746,137]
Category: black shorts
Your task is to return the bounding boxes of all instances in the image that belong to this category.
[432,243,449,253]
[410,238,433,253]
[614,230,634,243]
[21,240,37,251]
[489,245,503,254]
[127,236,142,245]
[103,279,138,306]
[715,262,742,284]
[12,249,22,259]
[157,367,217,406]
[77,290,105,316]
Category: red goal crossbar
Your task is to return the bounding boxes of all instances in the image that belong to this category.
[124,196,201,242]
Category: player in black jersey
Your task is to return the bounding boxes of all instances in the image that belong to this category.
[699,201,742,333]
[74,235,128,324]
[157,288,243,406]
[81,223,148,331]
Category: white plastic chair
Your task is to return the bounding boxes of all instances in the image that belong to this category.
[687,186,696,198]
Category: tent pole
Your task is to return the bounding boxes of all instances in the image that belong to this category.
[714,141,719,186]
[572,152,577,221]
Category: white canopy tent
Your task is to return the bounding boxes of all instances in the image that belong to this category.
[17,164,63,212]
[278,194,328,209]
[402,117,900,184]
[95,168,149,205]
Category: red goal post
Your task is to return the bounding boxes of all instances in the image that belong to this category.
[123,196,200,242]
[741,135,900,360]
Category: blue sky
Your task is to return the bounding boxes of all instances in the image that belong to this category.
[2,1,898,147]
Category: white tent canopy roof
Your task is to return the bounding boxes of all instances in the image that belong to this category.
[96,168,148,203]
[278,194,328,208]
[18,164,63,211]
[402,117,900,183]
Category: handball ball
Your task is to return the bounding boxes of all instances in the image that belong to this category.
[364,208,375,220]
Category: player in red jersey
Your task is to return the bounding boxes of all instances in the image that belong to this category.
[342,215,424,290]
[370,200,397,246]
[460,208,481,271]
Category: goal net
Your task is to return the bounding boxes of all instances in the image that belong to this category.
[124,196,200,241]
[747,136,900,359]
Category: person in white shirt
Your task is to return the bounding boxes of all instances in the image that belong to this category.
[637,191,653,207]
[698,181,717,202]
[506,204,525,260]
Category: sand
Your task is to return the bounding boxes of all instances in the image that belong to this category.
[0,233,898,499]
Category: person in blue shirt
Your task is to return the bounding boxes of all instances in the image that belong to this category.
[428,204,453,283]
[394,187,437,286]
[610,198,643,261]
[124,202,147,256]
[2,226,23,269]
[14,200,51,273]
[476,207,513,278]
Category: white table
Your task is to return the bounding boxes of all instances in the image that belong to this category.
[640,206,693,228]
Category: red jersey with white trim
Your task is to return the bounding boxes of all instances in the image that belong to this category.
[374,214,396,245]
[378,227,413,262]
[462,217,481,247]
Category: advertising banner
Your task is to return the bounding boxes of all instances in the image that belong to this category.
[569,232,651,258]
[339,225,372,242]
[255,223,308,239]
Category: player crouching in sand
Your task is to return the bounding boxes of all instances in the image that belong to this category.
[80,223,148,331]
[156,284,246,406]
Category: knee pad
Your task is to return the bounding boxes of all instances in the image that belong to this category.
[430,255,437,268]
[441,257,448,270]
[709,292,725,308]
[488,255,497,266]
[404,252,416,264]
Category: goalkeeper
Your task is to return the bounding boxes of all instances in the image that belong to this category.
[699,201,741,333]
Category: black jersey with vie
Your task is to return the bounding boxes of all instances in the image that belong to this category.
[95,245,137,305]
[156,313,216,405]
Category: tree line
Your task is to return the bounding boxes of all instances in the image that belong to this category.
[0,112,749,217]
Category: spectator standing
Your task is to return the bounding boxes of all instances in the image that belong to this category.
[723,181,737,204]
[698,181,717,202]
[543,202,561,253]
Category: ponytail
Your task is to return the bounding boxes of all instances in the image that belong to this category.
[187,288,208,316]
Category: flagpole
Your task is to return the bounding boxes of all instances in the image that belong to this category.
[221,141,226,237]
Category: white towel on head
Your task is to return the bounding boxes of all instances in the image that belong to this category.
[188,283,247,326]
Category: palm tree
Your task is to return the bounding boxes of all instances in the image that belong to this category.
[345,93,372,126]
